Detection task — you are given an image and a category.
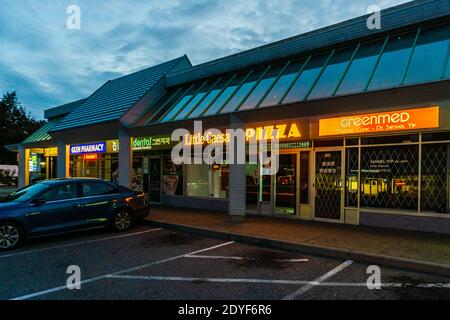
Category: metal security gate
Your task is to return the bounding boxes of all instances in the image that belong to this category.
[314,150,343,220]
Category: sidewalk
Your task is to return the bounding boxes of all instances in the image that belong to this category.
[145,207,450,276]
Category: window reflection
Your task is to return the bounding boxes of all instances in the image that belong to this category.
[189,77,229,118]
[260,59,305,108]
[405,25,450,84]
[221,70,264,113]
[308,47,356,100]
[368,33,415,91]
[161,86,196,122]
[360,145,419,210]
[239,64,286,110]
[174,82,210,120]
[336,40,384,95]
[205,74,246,115]
[283,54,329,104]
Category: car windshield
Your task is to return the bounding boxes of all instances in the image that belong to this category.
[0,183,49,203]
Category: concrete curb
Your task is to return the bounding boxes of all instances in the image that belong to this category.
[144,219,450,277]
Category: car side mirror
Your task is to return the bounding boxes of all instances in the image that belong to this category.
[32,198,47,206]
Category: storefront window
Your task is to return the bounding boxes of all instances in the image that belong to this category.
[246,163,259,211]
[132,157,143,191]
[162,157,183,196]
[185,164,228,199]
[345,148,359,207]
[360,145,419,210]
[421,144,449,213]
[299,152,310,204]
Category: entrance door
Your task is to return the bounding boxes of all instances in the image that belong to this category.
[274,154,297,215]
[314,150,343,220]
[149,158,162,203]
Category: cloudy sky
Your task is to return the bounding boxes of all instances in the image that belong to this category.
[0,0,410,119]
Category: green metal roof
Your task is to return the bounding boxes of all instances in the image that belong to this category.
[51,56,190,132]
[22,116,63,144]
[21,98,87,145]
[142,19,450,125]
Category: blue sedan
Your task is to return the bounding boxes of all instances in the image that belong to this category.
[0,178,149,250]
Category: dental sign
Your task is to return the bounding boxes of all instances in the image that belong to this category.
[70,142,106,155]
[319,106,440,137]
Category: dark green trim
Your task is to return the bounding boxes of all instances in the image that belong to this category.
[130,91,167,127]
[216,70,253,115]
[364,35,390,92]
[169,81,208,121]
[441,38,450,79]
[235,65,271,112]
[146,87,184,124]
[278,55,311,105]
[332,43,361,97]
[401,27,421,85]
[185,77,222,119]
[157,84,194,123]
[304,49,335,101]
[200,74,237,117]
[255,60,291,109]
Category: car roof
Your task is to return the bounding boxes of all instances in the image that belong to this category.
[40,178,110,185]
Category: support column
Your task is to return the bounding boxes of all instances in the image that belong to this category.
[118,130,132,189]
[56,141,70,178]
[228,116,246,223]
[18,145,29,188]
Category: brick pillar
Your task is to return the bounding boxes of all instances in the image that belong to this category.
[118,130,132,189]
[56,140,70,178]
[228,115,246,223]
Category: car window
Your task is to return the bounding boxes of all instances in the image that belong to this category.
[39,183,78,202]
[82,182,117,197]
[0,183,49,203]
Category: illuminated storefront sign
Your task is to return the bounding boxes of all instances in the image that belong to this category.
[184,123,302,146]
[133,136,172,151]
[29,153,38,172]
[44,147,58,157]
[70,142,106,155]
[83,154,98,160]
[106,136,173,153]
[319,106,440,137]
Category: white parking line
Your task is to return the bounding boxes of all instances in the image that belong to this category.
[0,228,163,259]
[282,260,354,300]
[106,275,450,289]
[185,254,309,263]
[10,241,234,300]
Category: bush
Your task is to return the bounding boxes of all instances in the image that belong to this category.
[0,169,18,186]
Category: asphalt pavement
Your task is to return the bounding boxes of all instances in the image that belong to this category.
[0,225,449,300]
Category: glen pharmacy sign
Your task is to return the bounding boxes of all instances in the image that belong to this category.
[70,142,106,155]
[319,106,440,136]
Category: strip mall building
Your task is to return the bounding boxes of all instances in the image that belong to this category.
[6,0,450,234]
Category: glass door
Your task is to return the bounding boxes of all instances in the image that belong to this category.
[314,150,343,220]
[275,154,297,215]
[149,157,162,203]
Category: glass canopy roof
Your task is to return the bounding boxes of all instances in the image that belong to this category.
[147,23,450,125]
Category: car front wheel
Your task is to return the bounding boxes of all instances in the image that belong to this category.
[112,210,133,232]
[0,222,23,251]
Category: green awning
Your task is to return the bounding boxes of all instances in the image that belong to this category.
[22,117,62,144]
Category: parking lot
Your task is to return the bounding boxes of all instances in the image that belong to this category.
[0,225,449,300]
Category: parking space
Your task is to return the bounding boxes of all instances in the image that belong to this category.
[1,225,449,300]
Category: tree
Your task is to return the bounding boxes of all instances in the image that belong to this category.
[0,91,46,164]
